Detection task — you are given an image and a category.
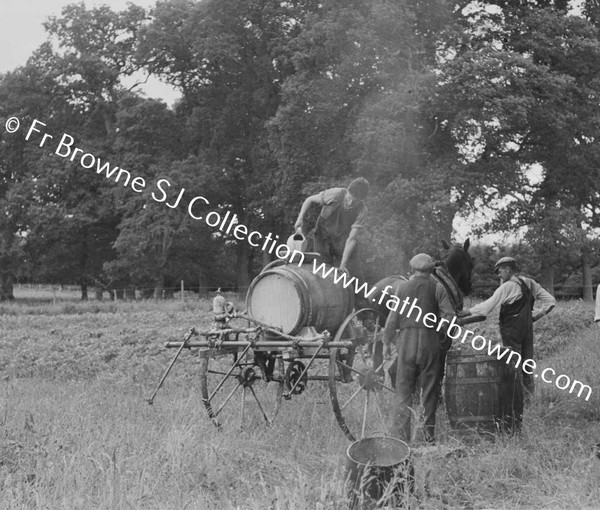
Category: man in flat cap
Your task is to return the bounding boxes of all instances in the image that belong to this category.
[294,177,369,276]
[458,256,555,432]
[382,253,454,444]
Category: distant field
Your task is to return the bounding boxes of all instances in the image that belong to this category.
[0,299,599,509]
[12,284,217,305]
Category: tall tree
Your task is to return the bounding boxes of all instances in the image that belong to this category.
[18,3,150,299]
[0,46,77,300]
[433,5,600,295]
[268,0,455,278]
[137,0,316,287]
[107,94,223,296]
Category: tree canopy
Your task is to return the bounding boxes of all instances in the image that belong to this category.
[2,0,600,300]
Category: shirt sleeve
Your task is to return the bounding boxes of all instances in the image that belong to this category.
[595,284,600,322]
[435,282,455,323]
[526,278,556,315]
[351,204,367,230]
[320,188,345,205]
[383,305,399,344]
[469,281,520,318]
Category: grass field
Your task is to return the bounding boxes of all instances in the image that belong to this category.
[1,297,599,509]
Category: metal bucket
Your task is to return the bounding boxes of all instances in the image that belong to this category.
[345,436,413,509]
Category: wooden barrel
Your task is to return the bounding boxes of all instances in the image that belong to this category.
[444,349,503,431]
[246,262,354,335]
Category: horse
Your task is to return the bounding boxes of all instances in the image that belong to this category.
[366,238,473,320]
[440,238,473,300]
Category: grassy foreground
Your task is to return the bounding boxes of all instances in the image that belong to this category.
[0,299,599,509]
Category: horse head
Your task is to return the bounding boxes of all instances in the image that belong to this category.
[440,239,473,297]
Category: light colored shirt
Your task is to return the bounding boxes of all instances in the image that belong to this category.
[469,275,555,318]
[315,188,367,239]
[594,284,600,322]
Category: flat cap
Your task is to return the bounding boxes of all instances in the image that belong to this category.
[494,256,517,273]
[410,253,435,272]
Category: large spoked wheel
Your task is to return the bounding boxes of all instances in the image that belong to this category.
[329,309,397,441]
[198,348,284,428]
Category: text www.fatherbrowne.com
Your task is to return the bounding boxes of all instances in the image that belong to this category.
[312,259,593,402]
[8,118,590,401]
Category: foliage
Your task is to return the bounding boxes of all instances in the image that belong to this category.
[3,0,600,295]
[434,5,600,288]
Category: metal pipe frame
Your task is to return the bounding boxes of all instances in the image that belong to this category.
[165,340,355,349]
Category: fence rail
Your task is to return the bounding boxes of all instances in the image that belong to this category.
[13,283,249,304]
[13,281,594,305]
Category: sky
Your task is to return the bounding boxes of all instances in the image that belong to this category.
[0,0,180,105]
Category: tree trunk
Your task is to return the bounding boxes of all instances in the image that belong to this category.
[539,259,555,296]
[581,252,593,302]
[236,239,251,291]
[0,273,14,301]
[79,231,89,300]
[125,285,136,300]
[153,274,165,299]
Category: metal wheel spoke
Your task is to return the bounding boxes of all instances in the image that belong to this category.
[340,385,366,411]
[361,390,370,438]
[328,309,392,442]
[240,387,246,424]
[200,349,284,429]
[335,360,394,393]
[248,385,271,424]
[213,380,243,418]
[270,396,283,424]
[373,389,390,431]
[378,381,396,393]
[209,344,252,401]
[335,360,365,377]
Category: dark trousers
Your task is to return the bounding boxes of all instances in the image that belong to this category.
[390,329,440,443]
[311,233,364,280]
[437,335,452,392]
[497,362,524,433]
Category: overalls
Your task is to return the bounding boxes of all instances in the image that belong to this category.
[392,277,441,443]
[498,277,534,432]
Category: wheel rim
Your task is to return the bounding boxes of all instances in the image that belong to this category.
[329,309,396,441]
[198,350,284,428]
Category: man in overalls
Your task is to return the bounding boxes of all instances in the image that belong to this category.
[293,177,369,278]
[458,257,555,432]
[382,253,454,444]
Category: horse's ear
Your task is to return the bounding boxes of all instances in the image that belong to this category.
[441,240,450,250]
[463,238,470,253]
